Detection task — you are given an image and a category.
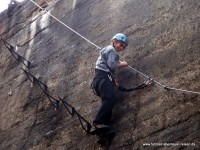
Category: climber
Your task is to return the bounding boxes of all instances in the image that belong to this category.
[91,33,152,134]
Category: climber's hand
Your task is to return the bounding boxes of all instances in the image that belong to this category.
[144,78,153,86]
[119,61,128,68]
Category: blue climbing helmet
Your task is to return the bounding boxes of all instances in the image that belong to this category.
[112,33,128,46]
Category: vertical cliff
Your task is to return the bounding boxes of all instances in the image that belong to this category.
[0,0,199,149]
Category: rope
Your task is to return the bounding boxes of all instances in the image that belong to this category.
[1,0,198,146]
[126,63,200,95]
[29,0,101,50]
[29,0,200,95]
[128,64,200,95]
[164,87,200,95]
[29,1,200,94]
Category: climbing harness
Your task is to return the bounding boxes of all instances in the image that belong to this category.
[91,70,116,97]
[92,75,148,96]
[1,0,199,148]
[91,78,106,96]
[29,0,200,96]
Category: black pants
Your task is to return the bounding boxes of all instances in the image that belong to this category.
[93,69,117,125]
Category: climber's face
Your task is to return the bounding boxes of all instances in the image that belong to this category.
[113,40,127,52]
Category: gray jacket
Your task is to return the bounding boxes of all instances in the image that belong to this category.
[95,45,120,75]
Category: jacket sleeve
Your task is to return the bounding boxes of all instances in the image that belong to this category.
[118,84,147,92]
[106,51,120,72]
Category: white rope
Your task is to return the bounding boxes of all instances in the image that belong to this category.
[128,65,200,95]
[29,0,102,50]
[29,0,200,95]
[165,87,200,95]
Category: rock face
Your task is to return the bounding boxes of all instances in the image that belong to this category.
[0,0,199,149]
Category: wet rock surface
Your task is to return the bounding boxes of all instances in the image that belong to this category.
[0,0,199,149]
